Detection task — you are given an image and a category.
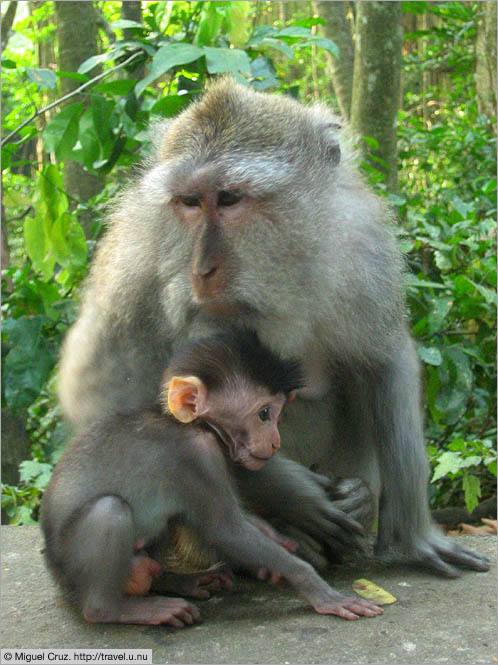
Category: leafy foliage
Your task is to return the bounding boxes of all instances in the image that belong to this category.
[398,1,496,511]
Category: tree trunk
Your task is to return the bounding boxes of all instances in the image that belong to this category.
[350,1,403,194]
[1,408,31,488]
[313,1,354,120]
[476,1,497,125]
[54,0,104,235]
[1,1,17,51]
[121,1,145,80]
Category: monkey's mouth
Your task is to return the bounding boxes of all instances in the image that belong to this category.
[205,421,273,469]
[196,297,255,318]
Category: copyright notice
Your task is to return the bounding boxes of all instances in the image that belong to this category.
[1,650,152,664]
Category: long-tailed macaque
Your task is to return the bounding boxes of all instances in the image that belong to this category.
[42,330,382,626]
[57,77,489,577]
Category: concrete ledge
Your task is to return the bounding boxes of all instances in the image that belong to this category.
[1,526,496,664]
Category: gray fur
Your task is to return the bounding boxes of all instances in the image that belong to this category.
[58,78,489,576]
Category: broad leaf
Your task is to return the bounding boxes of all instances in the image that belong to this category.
[204,47,251,75]
[43,103,84,161]
[135,44,204,96]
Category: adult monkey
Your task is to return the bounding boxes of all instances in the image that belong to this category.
[58,78,489,577]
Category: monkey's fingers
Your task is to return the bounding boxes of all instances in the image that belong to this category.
[306,469,335,490]
[328,481,373,515]
[312,596,383,620]
[302,510,364,550]
[320,506,365,536]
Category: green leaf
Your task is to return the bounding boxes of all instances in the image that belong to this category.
[250,57,278,90]
[95,79,137,95]
[291,17,326,28]
[24,215,54,281]
[43,103,84,161]
[445,347,473,391]
[35,281,62,321]
[258,37,294,60]
[151,94,192,117]
[50,213,87,268]
[361,136,380,150]
[276,26,311,38]
[26,67,57,89]
[3,190,31,207]
[135,43,204,96]
[418,345,443,366]
[2,316,56,411]
[459,456,482,469]
[431,451,465,482]
[435,386,467,423]
[462,474,481,514]
[38,164,68,222]
[434,250,452,273]
[56,70,90,83]
[451,196,474,220]
[19,460,53,490]
[91,95,114,148]
[402,1,428,14]
[307,37,339,58]
[2,59,17,69]
[486,460,497,477]
[426,296,453,335]
[75,109,101,168]
[204,47,251,75]
[10,505,37,526]
[78,51,124,75]
[194,2,225,46]
[453,274,474,296]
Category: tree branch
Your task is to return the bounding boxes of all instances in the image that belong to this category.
[1,52,142,147]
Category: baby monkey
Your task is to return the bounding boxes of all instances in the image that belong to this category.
[41,329,382,626]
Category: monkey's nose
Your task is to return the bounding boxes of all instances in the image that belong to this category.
[200,266,217,280]
[192,264,221,299]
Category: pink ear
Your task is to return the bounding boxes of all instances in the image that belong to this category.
[167,376,207,423]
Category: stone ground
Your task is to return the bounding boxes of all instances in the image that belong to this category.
[1,526,496,664]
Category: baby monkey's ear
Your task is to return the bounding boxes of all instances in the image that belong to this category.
[164,376,208,423]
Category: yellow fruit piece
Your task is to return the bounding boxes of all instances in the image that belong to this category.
[352,578,397,605]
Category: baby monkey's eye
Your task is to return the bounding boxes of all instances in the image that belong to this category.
[258,406,271,422]
[218,190,242,206]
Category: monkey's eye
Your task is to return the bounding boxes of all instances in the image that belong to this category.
[180,195,201,207]
[258,406,271,422]
[218,190,242,207]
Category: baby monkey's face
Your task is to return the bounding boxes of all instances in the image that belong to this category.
[165,374,288,471]
[204,385,288,471]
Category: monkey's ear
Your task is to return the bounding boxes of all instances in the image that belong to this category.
[324,124,341,166]
[167,376,208,423]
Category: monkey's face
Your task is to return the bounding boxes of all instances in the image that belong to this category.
[205,386,287,471]
[153,79,342,348]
